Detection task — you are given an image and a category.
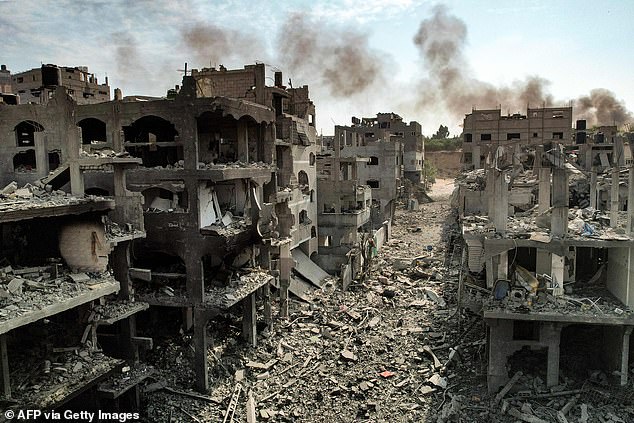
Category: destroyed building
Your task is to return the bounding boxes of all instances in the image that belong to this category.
[315,137,373,288]
[456,130,634,396]
[574,121,631,171]
[0,61,329,409]
[461,106,573,169]
[0,87,147,411]
[8,64,110,105]
[324,117,406,226]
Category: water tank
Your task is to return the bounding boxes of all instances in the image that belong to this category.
[41,65,60,87]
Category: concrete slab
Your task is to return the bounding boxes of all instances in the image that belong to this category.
[291,249,329,288]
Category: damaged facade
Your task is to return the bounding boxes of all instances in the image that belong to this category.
[0,61,331,412]
[461,106,573,170]
[5,64,110,105]
[455,112,634,398]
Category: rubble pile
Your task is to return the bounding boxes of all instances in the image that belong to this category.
[0,265,114,320]
[0,181,106,211]
[463,207,631,241]
[139,191,491,422]
[10,349,124,409]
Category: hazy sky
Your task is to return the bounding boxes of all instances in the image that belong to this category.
[1,0,632,136]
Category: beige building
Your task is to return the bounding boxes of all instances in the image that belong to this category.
[11,64,110,105]
[462,106,573,169]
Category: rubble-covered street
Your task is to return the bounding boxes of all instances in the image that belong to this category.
[140,179,481,422]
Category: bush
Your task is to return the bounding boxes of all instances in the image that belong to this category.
[425,136,462,152]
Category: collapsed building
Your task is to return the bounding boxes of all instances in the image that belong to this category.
[0,87,147,411]
[0,61,332,412]
[455,111,634,395]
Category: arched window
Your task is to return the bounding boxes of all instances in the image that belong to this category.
[298,170,309,195]
[77,118,107,144]
[13,150,36,172]
[15,121,44,147]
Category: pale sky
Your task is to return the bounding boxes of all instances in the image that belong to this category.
[1,0,632,136]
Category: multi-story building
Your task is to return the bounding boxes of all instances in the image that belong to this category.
[315,143,372,288]
[10,64,110,105]
[0,63,322,396]
[328,123,403,225]
[0,87,148,411]
[345,113,423,183]
[461,106,573,169]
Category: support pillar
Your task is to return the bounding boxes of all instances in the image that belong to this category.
[493,170,508,234]
[542,323,562,388]
[472,144,481,169]
[551,254,565,297]
[590,166,598,209]
[242,293,257,347]
[0,334,10,399]
[621,326,634,386]
[627,166,634,236]
[34,132,48,178]
[498,252,508,280]
[193,309,208,393]
[237,120,249,163]
[538,168,551,213]
[70,162,84,195]
[185,255,204,305]
[611,166,620,228]
[263,283,272,326]
[183,308,193,331]
[278,242,291,318]
[551,167,568,238]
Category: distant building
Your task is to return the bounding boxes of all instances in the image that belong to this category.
[10,64,110,105]
[462,106,573,169]
[348,113,424,183]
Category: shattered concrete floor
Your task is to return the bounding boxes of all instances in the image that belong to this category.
[140,179,634,422]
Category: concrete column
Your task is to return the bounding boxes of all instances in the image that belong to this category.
[536,250,551,276]
[193,309,208,393]
[242,293,257,347]
[551,168,568,238]
[237,120,249,163]
[183,308,193,331]
[486,319,513,393]
[590,166,598,209]
[34,132,48,178]
[621,326,634,385]
[279,242,291,318]
[472,144,481,169]
[262,283,272,326]
[485,257,495,289]
[538,168,551,213]
[493,170,508,234]
[551,254,565,296]
[542,323,562,388]
[486,168,495,219]
[498,252,508,280]
[69,163,84,195]
[534,146,543,173]
[611,167,620,228]
[0,334,10,399]
[185,255,204,305]
[629,167,634,235]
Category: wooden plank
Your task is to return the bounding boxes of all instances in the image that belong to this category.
[0,280,120,335]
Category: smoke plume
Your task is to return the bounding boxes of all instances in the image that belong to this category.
[413,5,631,127]
[277,13,384,97]
[575,89,633,126]
[112,32,145,76]
[181,22,263,67]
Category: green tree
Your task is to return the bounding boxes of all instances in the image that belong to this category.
[432,124,450,139]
